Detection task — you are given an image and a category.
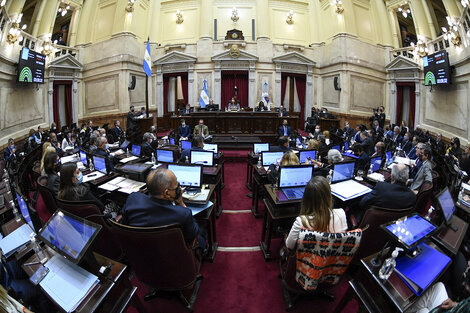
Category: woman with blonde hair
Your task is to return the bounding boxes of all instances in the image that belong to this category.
[267,151,299,184]
[285,176,347,249]
[40,145,57,176]
[307,139,319,150]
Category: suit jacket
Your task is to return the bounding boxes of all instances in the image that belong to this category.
[179,146,205,163]
[113,126,123,140]
[402,140,412,154]
[279,108,287,117]
[182,108,193,115]
[34,132,43,143]
[142,142,153,158]
[94,148,114,172]
[359,181,416,210]
[178,125,191,138]
[47,173,60,198]
[122,192,199,244]
[127,111,138,130]
[392,134,403,146]
[343,127,354,138]
[356,152,370,172]
[361,137,374,156]
[278,125,292,137]
[3,146,15,162]
[410,160,432,191]
[193,125,209,138]
[407,146,417,159]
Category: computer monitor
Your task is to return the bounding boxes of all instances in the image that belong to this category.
[181,140,191,150]
[92,155,107,174]
[344,141,350,151]
[156,149,174,163]
[168,164,203,187]
[120,140,130,150]
[332,161,355,183]
[279,166,313,188]
[204,143,218,153]
[299,150,317,163]
[38,210,102,264]
[79,150,88,167]
[332,145,341,151]
[370,156,383,173]
[386,150,393,166]
[382,214,437,250]
[131,144,141,157]
[436,188,457,230]
[16,192,34,231]
[169,137,176,145]
[261,151,285,166]
[253,143,269,154]
[190,150,214,166]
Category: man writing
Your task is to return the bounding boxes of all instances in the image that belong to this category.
[178,119,191,141]
[193,119,209,138]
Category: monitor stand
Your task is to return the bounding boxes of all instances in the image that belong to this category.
[447,220,459,232]
[406,245,423,259]
[80,250,101,278]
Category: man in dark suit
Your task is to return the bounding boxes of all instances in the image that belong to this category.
[3,138,16,163]
[270,136,290,153]
[360,131,374,156]
[371,141,385,158]
[94,136,114,172]
[179,135,206,162]
[127,105,138,130]
[49,133,62,153]
[278,120,292,137]
[178,119,191,141]
[121,168,205,247]
[391,126,403,146]
[182,104,193,115]
[410,147,433,193]
[402,132,413,155]
[406,135,419,159]
[34,126,44,143]
[278,105,287,117]
[360,163,416,209]
[142,133,154,158]
[353,143,369,173]
[343,121,354,138]
[113,120,123,142]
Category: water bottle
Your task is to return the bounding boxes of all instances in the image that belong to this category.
[30,234,47,263]
[10,200,20,222]
[368,164,373,176]
[425,205,435,221]
[379,247,403,280]
[126,147,129,156]
[257,157,262,169]
[151,152,156,164]
[327,170,333,184]
[89,160,94,172]
[185,156,189,163]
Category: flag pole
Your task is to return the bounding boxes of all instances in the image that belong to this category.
[145,37,149,116]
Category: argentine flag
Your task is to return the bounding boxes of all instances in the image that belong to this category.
[199,79,209,108]
[143,38,152,77]
[262,81,270,109]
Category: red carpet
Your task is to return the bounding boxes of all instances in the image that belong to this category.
[127,160,359,313]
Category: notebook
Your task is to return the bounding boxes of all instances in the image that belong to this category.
[278,166,313,200]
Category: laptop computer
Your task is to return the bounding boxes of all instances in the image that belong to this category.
[436,188,458,231]
[261,151,284,166]
[331,161,356,183]
[131,145,141,157]
[385,150,393,167]
[370,156,383,173]
[181,140,191,150]
[344,141,350,151]
[156,149,174,163]
[332,145,341,151]
[382,214,437,251]
[253,143,269,155]
[78,150,88,168]
[299,150,316,163]
[167,164,203,188]
[204,143,218,154]
[120,140,131,150]
[92,155,108,175]
[278,166,314,200]
[169,137,176,145]
[190,150,214,166]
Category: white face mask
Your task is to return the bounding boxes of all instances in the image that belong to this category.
[315,129,320,133]
[182,123,185,127]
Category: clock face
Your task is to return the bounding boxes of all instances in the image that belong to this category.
[231,32,238,39]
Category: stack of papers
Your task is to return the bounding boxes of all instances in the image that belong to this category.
[120,156,139,163]
[393,157,416,166]
[186,201,214,216]
[98,177,145,194]
[82,171,106,183]
[367,172,385,182]
[40,255,99,312]
[330,180,372,201]
[183,189,210,202]
[0,224,34,258]
[61,155,78,163]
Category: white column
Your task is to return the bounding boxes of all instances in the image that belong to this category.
[414,79,420,128]
[48,76,54,125]
[68,7,82,46]
[214,62,221,105]
[188,64,194,106]
[72,76,79,123]
[305,66,313,119]
[156,67,163,117]
[248,62,256,108]
[275,64,281,108]
[389,79,397,125]
[168,77,176,112]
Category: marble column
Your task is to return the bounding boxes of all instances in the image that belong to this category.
[188,64,194,105]
[214,62,221,106]
[414,79,421,128]
[421,0,437,39]
[409,0,432,39]
[305,66,313,119]
[199,0,213,39]
[48,74,54,126]
[72,76,79,123]
[389,80,397,124]
[37,0,60,37]
[442,0,461,18]
[374,0,393,46]
[68,7,82,46]
[7,0,26,17]
[256,0,269,40]
[388,9,400,48]
[249,62,256,108]
[31,0,46,37]
[156,67,163,117]
[75,0,95,45]
[275,64,281,107]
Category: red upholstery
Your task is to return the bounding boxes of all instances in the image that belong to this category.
[36,176,58,217]
[414,181,434,217]
[297,129,309,137]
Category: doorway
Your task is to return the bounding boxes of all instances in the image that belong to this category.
[52,81,73,128]
[396,82,416,129]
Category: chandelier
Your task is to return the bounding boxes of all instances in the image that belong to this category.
[397,1,411,18]
[442,16,461,46]
[330,0,344,15]
[57,0,70,17]
[231,7,239,23]
[410,36,428,57]
[7,13,26,45]
[38,35,56,57]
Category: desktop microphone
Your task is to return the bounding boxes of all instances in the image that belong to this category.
[370,241,390,268]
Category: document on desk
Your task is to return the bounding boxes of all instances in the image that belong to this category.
[98,177,125,191]
[117,178,146,194]
[393,156,416,166]
[119,156,139,163]
[366,172,385,182]
[394,243,450,296]
[82,171,105,183]
[330,180,372,201]
[0,224,33,258]
[187,201,214,216]
[40,255,99,313]
[61,155,78,163]
[183,189,210,202]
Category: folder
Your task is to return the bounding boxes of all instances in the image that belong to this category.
[0,224,34,258]
[394,243,451,296]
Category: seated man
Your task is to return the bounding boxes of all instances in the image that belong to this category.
[410,147,433,193]
[193,119,209,138]
[142,132,154,158]
[278,120,292,137]
[121,168,206,248]
[89,134,98,154]
[178,119,191,141]
[310,124,323,140]
[182,104,193,115]
[359,163,416,209]
[343,121,354,138]
[278,105,287,117]
[228,98,240,111]
[391,126,403,146]
[3,138,16,163]
[94,136,114,172]
[353,143,369,173]
[270,136,290,153]
[49,132,62,153]
[179,135,205,162]
[360,131,374,156]
[371,141,385,158]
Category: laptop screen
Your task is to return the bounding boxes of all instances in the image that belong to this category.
[279,166,313,188]
[169,137,175,145]
[344,141,349,151]
[254,143,269,154]
[386,150,393,165]
[204,143,218,153]
[131,145,141,157]
[156,149,174,163]
[38,210,101,263]
[120,140,130,150]
[261,151,284,166]
[437,188,456,223]
[299,150,316,163]
[92,155,107,174]
[16,193,34,231]
[370,156,382,173]
[332,162,355,183]
[168,164,202,187]
[190,150,214,166]
[332,145,341,151]
[79,150,88,166]
[181,140,191,150]
[384,214,436,249]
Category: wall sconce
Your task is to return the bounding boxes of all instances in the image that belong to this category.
[38,35,56,57]
[397,1,411,18]
[231,7,239,23]
[57,0,70,17]
[330,0,344,15]
[410,36,428,57]
[461,0,469,7]
[0,0,6,8]
[286,10,294,25]
[442,16,461,46]
[7,13,26,45]
[176,9,184,24]
[126,0,135,13]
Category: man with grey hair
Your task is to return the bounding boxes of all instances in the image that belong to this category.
[392,126,403,146]
[121,168,206,247]
[94,136,115,172]
[89,134,98,154]
[142,132,154,157]
[359,163,416,209]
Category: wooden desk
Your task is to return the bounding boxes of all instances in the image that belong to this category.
[318,117,340,132]
[432,214,468,255]
[260,185,301,261]
[251,164,268,218]
[246,152,258,191]
[201,165,223,217]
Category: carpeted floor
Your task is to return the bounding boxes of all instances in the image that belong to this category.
[126,160,359,313]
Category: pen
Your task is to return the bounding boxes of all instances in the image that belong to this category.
[24,261,42,267]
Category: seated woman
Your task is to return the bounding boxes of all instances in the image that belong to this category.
[256,101,268,112]
[285,176,348,250]
[40,145,56,176]
[43,152,60,197]
[307,139,319,151]
[58,162,105,212]
[267,151,299,184]
[311,149,343,177]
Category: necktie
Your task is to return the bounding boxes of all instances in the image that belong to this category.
[200,126,203,136]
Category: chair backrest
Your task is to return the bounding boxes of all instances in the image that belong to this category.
[36,175,57,216]
[355,206,414,261]
[414,181,433,216]
[108,219,200,290]
[55,199,122,260]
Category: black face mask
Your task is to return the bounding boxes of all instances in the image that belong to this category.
[131,109,134,112]
[175,185,182,199]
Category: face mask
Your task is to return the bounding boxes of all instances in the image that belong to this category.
[315,129,320,133]
[77,172,83,184]
[105,144,110,150]
[174,185,182,200]
[182,123,185,127]
[149,139,153,144]
[131,109,134,112]
[374,146,378,152]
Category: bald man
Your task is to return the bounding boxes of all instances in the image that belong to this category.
[121,168,206,247]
